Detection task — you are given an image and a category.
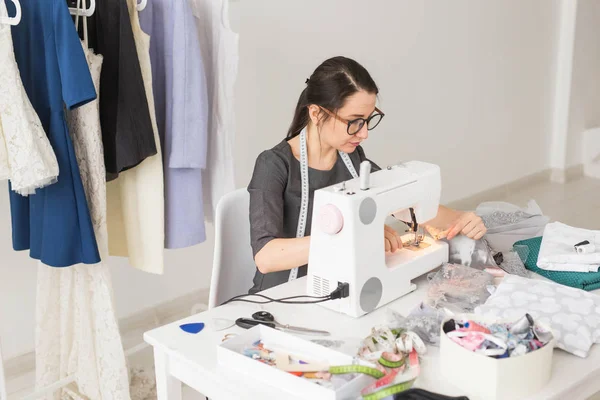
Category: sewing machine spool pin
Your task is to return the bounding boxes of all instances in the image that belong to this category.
[360,161,371,191]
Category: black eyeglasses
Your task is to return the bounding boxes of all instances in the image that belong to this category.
[320,106,385,135]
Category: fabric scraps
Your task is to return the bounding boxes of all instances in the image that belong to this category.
[444,314,552,358]
[476,273,600,357]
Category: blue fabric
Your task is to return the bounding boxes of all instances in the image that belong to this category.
[7,0,100,267]
[139,0,209,249]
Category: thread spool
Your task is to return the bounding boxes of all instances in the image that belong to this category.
[576,243,596,254]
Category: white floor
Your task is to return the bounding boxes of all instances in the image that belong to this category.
[4,176,600,400]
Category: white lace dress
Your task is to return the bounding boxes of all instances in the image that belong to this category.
[67,42,109,260]
[35,41,131,400]
[0,5,59,196]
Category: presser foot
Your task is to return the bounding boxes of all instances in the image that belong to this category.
[403,229,429,251]
[402,241,431,251]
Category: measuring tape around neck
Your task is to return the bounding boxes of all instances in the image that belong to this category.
[288,128,359,281]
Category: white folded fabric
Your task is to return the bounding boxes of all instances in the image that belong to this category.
[538,222,600,272]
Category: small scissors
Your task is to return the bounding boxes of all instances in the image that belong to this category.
[235,311,330,336]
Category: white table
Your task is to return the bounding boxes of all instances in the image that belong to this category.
[144,276,600,400]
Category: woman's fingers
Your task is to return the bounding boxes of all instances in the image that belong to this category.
[460,219,479,237]
[385,231,397,252]
[447,212,486,240]
[473,229,486,240]
[384,224,397,234]
[446,214,469,240]
[384,229,401,252]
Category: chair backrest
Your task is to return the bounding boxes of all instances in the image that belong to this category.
[208,188,257,309]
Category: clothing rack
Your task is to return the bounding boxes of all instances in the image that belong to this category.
[1,0,231,396]
[68,0,94,17]
[0,2,154,397]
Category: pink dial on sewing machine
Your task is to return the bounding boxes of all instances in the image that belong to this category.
[317,204,344,235]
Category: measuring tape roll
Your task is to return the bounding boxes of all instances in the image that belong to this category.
[378,354,405,369]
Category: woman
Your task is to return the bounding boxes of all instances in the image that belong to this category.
[248,56,486,294]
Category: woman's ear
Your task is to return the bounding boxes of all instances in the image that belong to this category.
[307,104,323,127]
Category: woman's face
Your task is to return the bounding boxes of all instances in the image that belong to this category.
[309,90,378,153]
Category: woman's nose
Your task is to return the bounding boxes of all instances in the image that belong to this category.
[356,124,369,139]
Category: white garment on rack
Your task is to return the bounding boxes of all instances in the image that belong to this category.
[67,42,109,260]
[106,0,165,274]
[538,222,600,272]
[189,0,239,221]
[35,40,130,400]
[0,3,59,196]
[36,263,131,400]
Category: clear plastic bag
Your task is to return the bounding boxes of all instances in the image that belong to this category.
[387,303,448,346]
[426,263,495,313]
[496,246,530,277]
[444,235,498,270]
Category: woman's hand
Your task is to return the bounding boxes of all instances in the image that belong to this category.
[384,224,403,252]
[423,206,487,241]
[446,211,486,240]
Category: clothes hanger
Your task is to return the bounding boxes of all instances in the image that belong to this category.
[74,0,89,48]
[136,0,147,12]
[0,0,22,26]
[69,0,95,17]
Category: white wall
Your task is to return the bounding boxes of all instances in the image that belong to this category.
[1,0,561,360]
[233,0,559,202]
[566,0,600,167]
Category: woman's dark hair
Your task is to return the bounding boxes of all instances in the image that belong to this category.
[286,56,379,138]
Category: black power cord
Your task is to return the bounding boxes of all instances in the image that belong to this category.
[221,282,350,306]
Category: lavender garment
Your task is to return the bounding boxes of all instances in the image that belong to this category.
[139,0,209,248]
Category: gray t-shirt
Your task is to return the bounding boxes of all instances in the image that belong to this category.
[248,139,381,294]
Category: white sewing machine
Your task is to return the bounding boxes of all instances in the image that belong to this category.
[306,161,449,318]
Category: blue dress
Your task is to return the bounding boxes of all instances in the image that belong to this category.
[7,0,100,267]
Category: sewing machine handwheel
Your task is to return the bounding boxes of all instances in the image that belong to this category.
[317,204,344,235]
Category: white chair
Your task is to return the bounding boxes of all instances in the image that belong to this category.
[207,188,257,309]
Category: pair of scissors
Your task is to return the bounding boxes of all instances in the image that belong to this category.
[235,311,330,336]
